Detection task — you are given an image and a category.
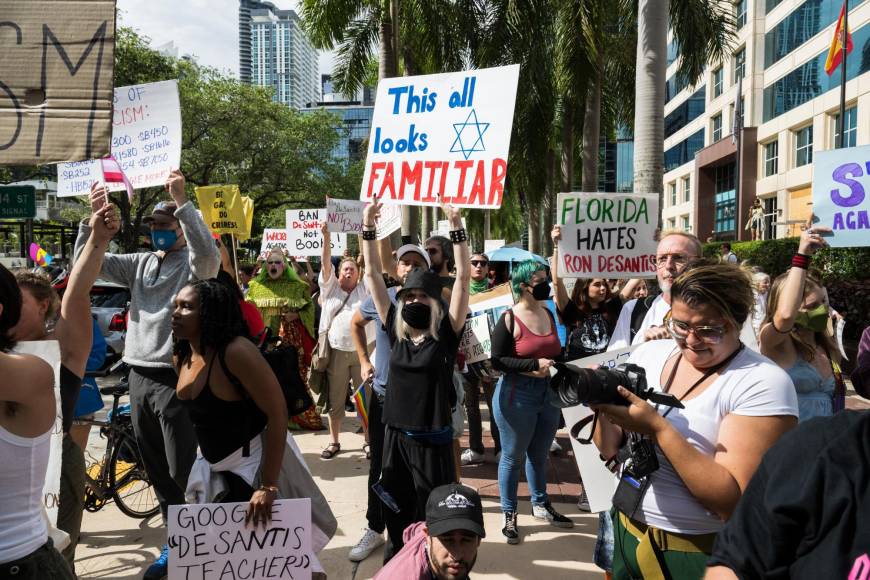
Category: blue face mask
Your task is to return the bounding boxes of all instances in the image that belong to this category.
[151,229,178,251]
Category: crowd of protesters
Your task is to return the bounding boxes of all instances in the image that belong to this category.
[1,175,868,580]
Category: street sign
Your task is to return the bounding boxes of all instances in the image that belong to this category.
[0,186,37,219]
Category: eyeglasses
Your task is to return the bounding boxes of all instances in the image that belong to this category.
[655,253,692,267]
[470,260,488,267]
[426,247,439,255]
[663,311,727,344]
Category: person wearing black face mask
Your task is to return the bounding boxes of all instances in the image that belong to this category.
[361,201,471,563]
[490,260,574,544]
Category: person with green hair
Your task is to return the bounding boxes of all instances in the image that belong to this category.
[246,248,321,430]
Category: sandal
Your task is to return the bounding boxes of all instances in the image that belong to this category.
[321,443,341,459]
[363,443,371,460]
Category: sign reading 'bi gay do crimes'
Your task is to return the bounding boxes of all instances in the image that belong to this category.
[557,193,659,279]
[812,145,870,247]
[361,65,519,209]
[167,499,312,580]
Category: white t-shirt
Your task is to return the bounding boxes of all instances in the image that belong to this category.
[626,339,798,534]
[318,270,373,351]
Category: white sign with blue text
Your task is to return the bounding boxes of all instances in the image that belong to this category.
[361,65,520,209]
[812,144,870,247]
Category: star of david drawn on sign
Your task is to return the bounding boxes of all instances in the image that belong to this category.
[450,109,490,160]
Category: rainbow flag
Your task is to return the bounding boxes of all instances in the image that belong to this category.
[29,243,53,267]
[352,382,369,432]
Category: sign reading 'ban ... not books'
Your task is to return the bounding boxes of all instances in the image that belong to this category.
[361,65,519,209]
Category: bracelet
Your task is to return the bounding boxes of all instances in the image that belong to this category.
[791,253,811,269]
[449,228,467,243]
[258,485,279,494]
[361,229,377,241]
[363,223,375,228]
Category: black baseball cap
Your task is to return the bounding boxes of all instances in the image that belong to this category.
[425,484,486,538]
[397,268,442,302]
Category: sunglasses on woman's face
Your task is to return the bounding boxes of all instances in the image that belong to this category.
[470,260,488,267]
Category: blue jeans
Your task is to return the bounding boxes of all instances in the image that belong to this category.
[493,373,561,512]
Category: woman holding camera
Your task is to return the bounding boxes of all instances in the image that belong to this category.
[592,262,798,579]
[491,260,574,545]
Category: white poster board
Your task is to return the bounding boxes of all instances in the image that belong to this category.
[168,499,312,580]
[285,209,346,257]
[326,197,365,234]
[558,346,634,513]
[14,341,62,524]
[57,80,182,197]
[468,283,514,313]
[557,192,659,278]
[483,239,504,255]
[376,203,402,240]
[459,313,491,364]
[812,145,870,247]
[361,65,519,208]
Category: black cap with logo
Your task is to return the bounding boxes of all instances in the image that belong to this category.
[425,484,486,538]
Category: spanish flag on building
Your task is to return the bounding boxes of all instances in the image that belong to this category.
[825,0,853,76]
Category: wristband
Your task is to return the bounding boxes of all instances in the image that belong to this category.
[363,223,375,228]
[362,229,377,241]
[449,228,467,243]
[791,253,811,269]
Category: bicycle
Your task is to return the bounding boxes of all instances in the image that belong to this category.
[80,362,160,519]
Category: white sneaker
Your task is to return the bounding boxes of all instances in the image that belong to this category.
[532,502,574,529]
[348,528,384,562]
[461,449,484,465]
[550,438,562,454]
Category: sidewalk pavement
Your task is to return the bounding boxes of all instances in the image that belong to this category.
[75,404,601,579]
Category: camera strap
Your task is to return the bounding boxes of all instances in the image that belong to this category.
[658,343,744,419]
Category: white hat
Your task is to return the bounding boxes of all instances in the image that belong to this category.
[396,244,431,268]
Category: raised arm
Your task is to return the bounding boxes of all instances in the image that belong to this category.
[618,279,642,303]
[759,224,829,350]
[445,204,470,335]
[550,225,569,312]
[378,237,398,280]
[319,222,334,283]
[361,202,391,323]
[166,171,220,280]
[73,185,138,287]
[58,188,119,377]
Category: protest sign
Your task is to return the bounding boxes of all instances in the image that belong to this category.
[57,80,182,197]
[361,65,519,209]
[376,203,402,240]
[326,197,365,234]
[195,185,249,237]
[557,192,659,278]
[484,239,504,255]
[260,228,291,256]
[558,346,634,512]
[238,196,255,242]
[459,313,492,364]
[168,499,312,580]
[468,283,514,313]
[286,209,346,257]
[14,341,62,525]
[812,145,870,247]
[0,1,115,165]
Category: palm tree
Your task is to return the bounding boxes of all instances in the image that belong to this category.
[633,0,734,222]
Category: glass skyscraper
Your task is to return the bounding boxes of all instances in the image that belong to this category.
[238,1,319,110]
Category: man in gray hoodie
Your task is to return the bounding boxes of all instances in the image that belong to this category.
[74,170,219,578]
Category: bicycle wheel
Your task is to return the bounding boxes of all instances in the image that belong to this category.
[109,430,160,519]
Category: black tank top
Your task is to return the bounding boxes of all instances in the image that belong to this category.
[181,352,266,464]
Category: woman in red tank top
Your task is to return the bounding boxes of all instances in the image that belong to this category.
[490,260,574,544]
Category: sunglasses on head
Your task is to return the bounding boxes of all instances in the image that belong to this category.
[470,260,488,267]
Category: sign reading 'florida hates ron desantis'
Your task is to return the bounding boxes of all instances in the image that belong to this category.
[812,145,870,247]
[557,193,659,278]
[360,65,519,209]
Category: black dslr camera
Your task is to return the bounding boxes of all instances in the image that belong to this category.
[550,362,683,409]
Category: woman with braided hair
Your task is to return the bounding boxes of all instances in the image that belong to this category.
[246,249,321,430]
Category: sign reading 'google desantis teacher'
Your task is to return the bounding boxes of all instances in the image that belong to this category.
[360,65,519,209]
[813,145,870,247]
